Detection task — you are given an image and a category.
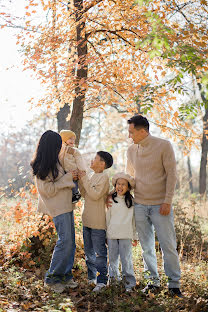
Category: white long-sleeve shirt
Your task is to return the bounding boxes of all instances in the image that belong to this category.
[106,195,137,240]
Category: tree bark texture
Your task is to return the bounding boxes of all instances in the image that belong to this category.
[69,0,88,146]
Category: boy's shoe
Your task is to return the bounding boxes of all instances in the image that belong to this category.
[72,192,81,204]
[168,288,183,298]
[142,284,161,294]
[44,282,66,294]
[126,287,133,293]
[88,279,96,285]
[92,283,106,292]
[65,279,78,289]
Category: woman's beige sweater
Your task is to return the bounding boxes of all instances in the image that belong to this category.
[126,134,177,205]
[36,165,75,218]
[79,171,110,230]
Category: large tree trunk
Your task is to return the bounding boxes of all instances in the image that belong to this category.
[69,0,88,146]
[57,104,70,132]
[199,108,208,196]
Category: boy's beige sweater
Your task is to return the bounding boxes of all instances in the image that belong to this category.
[126,134,177,205]
[79,171,110,230]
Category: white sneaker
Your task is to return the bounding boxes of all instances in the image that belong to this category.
[45,283,66,294]
[65,279,78,289]
[93,283,106,292]
[126,287,133,293]
[88,279,96,285]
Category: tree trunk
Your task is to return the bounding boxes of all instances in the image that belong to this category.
[187,155,193,193]
[69,0,88,146]
[57,104,70,132]
[199,107,208,196]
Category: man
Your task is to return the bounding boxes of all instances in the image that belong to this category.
[126,114,182,297]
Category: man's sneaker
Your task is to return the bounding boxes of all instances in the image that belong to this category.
[72,192,81,204]
[142,284,161,294]
[92,283,106,292]
[88,279,96,285]
[168,288,183,298]
[44,282,66,294]
[65,279,78,289]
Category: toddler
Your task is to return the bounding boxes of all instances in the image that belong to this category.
[59,129,86,203]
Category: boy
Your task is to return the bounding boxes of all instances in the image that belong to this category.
[59,130,86,204]
[78,151,113,292]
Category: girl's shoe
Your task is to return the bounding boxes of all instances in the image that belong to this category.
[88,279,96,285]
[65,279,78,288]
[93,283,106,292]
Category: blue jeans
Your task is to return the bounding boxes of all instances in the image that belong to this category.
[83,226,108,285]
[45,211,76,284]
[108,239,136,289]
[134,204,181,288]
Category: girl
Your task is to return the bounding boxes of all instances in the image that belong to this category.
[30,130,78,294]
[106,172,137,292]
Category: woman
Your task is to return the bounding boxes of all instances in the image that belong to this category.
[31,130,78,293]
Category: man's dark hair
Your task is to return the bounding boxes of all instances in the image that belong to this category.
[127,114,149,132]
[97,151,113,169]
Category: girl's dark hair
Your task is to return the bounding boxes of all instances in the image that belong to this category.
[112,182,134,208]
[30,130,62,181]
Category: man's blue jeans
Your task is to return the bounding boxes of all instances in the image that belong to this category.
[45,211,76,284]
[83,226,108,285]
[134,204,181,288]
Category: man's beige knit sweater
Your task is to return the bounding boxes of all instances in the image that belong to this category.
[79,171,109,230]
[126,134,177,205]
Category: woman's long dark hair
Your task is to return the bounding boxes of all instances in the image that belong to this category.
[112,182,134,208]
[30,130,62,181]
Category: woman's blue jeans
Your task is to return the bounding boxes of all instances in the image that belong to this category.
[134,204,181,288]
[83,226,108,285]
[45,211,76,284]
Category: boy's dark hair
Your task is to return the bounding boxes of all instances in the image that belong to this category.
[127,114,149,132]
[97,151,113,169]
[112,182,134,208]
[30,130,62,181]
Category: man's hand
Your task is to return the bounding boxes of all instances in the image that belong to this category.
[66,146,75,155]
[78,170,86,179]
[106,194,113,209]
[160,203,171,216]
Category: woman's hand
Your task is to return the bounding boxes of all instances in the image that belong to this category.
[71,169,78,180]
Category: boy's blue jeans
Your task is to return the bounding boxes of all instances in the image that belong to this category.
[45,211,76,284]
[134,204,181,288]
[83,226,108,285]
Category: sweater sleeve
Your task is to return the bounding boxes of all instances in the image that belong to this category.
[78,179,86,198]
[126,148,135,177]
[105,205,111,229]
[162,141,177,204]
[73,148,86,171]
[81,174,109,201]
[36,172,75,198]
